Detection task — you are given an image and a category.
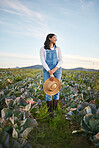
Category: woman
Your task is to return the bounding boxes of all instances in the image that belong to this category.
[40,33,63,112]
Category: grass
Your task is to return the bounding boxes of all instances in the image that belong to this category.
[29,101,71,148]
[28,101,96,148]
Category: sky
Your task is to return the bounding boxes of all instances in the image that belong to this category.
[0,0,99,69]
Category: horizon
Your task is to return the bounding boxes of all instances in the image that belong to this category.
[1,64,98,71]
[0,0,99,69]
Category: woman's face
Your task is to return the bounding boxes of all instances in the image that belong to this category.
[49,35,57,44]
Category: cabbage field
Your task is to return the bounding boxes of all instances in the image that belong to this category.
[0,68,99,148]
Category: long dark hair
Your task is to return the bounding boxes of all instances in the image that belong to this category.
[44,33,57,50]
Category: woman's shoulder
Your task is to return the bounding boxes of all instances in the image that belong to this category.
[56,46,61,50]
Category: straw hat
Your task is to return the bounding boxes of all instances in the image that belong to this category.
[43,77,61,95]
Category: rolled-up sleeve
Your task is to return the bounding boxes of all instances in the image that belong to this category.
[40,47,50,71]
[56,46,63,68]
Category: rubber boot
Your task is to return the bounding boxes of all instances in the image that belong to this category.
[53,100,59,110]
[47,101,52,112]
[47,101,54,117]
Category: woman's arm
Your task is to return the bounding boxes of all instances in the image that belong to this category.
[56,46,63,68]
[40,47,50,71]
[50,67,58,74]
[40,47,55,79]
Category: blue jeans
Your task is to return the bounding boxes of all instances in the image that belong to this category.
[43,67,62,101]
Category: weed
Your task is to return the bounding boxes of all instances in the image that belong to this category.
[28,102,71,148]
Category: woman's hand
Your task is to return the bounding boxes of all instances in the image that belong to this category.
[51,66,58,73]
[50,74,54,81]
[48,70,53,75]
[48,67,58,75]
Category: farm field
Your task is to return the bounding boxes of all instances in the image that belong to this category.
[0,68,99,148]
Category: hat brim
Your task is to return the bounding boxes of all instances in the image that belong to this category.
[43,77,61,95]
